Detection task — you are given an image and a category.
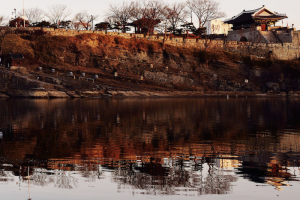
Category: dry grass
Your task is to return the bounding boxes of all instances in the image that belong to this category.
[2,35,35,59]
[4,33,300,82]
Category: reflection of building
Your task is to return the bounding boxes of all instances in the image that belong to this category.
[224,6,291,43]
[216,157,240,168]
[205,18,232,35]
[237,151,298,191]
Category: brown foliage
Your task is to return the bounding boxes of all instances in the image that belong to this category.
[1,35,35,59]
[3,32,300,92]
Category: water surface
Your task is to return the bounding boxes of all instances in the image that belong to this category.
[0,98,299,200]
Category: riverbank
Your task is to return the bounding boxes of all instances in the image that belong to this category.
[1,34,300,98]
[1,65,300,98]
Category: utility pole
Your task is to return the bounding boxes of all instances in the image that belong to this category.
[23,0,25,27]
[91,15,94,31]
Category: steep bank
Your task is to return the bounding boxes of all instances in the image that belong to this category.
[1,33,300,98]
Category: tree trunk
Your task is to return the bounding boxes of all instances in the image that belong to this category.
[173,25,176,36]
[162,26,167,50]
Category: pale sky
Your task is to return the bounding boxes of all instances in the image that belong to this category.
[0,0,298,29]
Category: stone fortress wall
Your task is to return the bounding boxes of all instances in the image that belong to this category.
[8,27,300,60]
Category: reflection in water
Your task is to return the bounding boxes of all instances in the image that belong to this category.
[111,157,238,196]
[0,98,300,199]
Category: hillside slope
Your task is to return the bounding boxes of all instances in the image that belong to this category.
[1,33,300,97]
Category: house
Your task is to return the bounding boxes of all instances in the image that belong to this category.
[205,18,232,35]
[224,6,290,43]
[4,53,24,68]
[9,17,29,27]
[129,18,160,34]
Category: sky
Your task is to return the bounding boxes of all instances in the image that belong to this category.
[0,0,299,29]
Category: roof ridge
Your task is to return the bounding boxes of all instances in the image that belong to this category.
[224,7,263,22]
[224,6,287,24]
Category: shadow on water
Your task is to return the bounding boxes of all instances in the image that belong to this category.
[0,98,300,196]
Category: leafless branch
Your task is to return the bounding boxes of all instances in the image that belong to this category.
[0,15,8,26]
[186,0,226,28]
[106,1,134,33]
[73,11,99,30]
[138,0,166,35]
[46,4,72,27]
[164,3,187,35]
[18,7,44,24]
[130,1,147,22]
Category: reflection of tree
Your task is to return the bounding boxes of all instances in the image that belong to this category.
[54,171,78,189]
[0,170,14,182]
[80,165,98,182]
[111,157,237,196]
[20,169,78,189]
[0,152,298,195]
[201,165,234,195]
[30,170,50,187]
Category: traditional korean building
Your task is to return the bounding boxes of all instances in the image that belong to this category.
[224,6,292,43]
[4,53,24,68]
[129,18,160,34]
[9,17,29,28]
[224,6,287,31]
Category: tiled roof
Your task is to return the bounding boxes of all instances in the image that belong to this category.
[224,6,287,24]
[9,53,24,60]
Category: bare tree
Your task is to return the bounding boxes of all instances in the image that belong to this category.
[186,0,225,28]
[130,1,146,21]
[142,0,166,35]
[165,3,187,35]
[18,7,44,25]
[46,4,72,27]
[158,3,187,48]
[73,11,99,30]
[129,1,147,33]
[0,15,7,26]
[106,1,134,33]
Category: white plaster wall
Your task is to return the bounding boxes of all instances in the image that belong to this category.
[205,19,232,35]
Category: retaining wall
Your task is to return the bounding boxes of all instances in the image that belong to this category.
[6,27,300,60]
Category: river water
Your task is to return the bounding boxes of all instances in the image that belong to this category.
[0,98,299,200]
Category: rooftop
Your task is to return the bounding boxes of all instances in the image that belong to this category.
[224,6,287,24]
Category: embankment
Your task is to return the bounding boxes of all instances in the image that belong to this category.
[1,33,300,98]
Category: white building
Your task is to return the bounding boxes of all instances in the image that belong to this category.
[205,18,232,35]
